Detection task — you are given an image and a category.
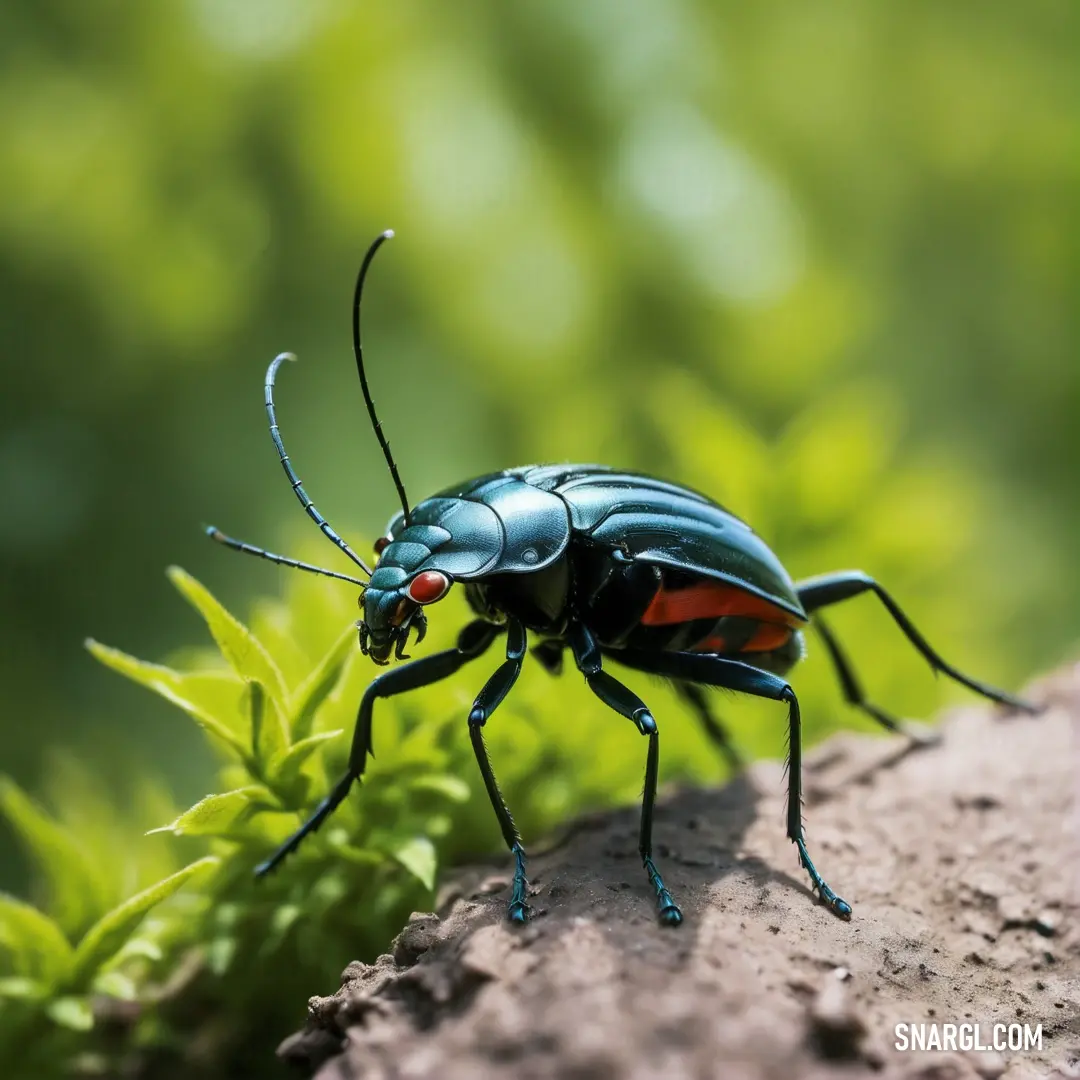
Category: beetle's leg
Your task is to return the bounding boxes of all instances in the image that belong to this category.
[467,618,531,923]
[255,619,503,877]
[674,681,744,773]
[796,571,1037,713]
[611,648,852,920]
[569,623,683,927]
[811,616,938,746]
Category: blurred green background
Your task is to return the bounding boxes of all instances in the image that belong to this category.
[1,0,1076,891]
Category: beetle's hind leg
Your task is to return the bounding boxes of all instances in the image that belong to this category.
[812,616,940,747]
[569,623,683,926]
[611,648,852,920]
[797,571,1037,714]
[675,681,744,772]
[468,619,531,923]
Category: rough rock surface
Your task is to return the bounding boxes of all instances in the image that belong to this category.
[281,665,1080,1080]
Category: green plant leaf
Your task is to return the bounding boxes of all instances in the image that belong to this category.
[46,996,93,1031]
[110,937,163,965]
[85,640,250,761]
[0,779,112,940]
[247,680,288,773]
[389,836,437,891]
[0,976,46,1000]
[408,774,471,803]
[166,567,288,702]
[288,623,356,741]
[70,857,218,988]
[257,903,303,958]
[206,936,237,977]
[270,730,343,791]
[0,895,74,986]
[92,970,137,1000]
[148,789,274,838]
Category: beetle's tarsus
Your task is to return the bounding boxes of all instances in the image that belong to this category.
[901,721,943,749]
[1003,695,1041,716]
[815,883,852,920]
[795,838,851,920]
[830,896,853,919]
[506,842,530,924]
[644,856,683,926]
[658,904,684,926]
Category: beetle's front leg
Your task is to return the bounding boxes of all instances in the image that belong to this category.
[466,618,531,923]
[255,618,502,877]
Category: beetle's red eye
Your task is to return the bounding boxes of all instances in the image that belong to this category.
[374,536,391,555]
[406,570,451,605]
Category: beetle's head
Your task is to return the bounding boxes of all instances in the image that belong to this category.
[358,537,453,665]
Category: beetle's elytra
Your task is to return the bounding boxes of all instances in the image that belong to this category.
[207,230,1035,926]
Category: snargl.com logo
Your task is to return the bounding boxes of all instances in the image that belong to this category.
[895,1022,1043,1053]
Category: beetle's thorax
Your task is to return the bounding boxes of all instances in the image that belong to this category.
[359,480,575,663]
[463,559,571,635]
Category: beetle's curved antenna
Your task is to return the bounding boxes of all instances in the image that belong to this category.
[353,230,411,527]
[265,353,373,576]
[204,526,368,588]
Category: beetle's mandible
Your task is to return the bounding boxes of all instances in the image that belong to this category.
[206,230,1036,927]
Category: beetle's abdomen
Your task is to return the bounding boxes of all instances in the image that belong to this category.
[577,548,803,674]
[629,576,799,659]
[640,577,799,655]
[640,578,804,632]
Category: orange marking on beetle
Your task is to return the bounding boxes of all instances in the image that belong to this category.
[740,623,793,653]
[693,635,727,654]
[641,579,801,628]
[692,623,792,655]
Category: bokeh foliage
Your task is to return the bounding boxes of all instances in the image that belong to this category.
[0,0,1076,1074]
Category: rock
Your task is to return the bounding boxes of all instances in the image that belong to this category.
[808,977,867,1060]
[281,681,1077,1080]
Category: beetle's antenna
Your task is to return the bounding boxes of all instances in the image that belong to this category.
[353,230,412,527]
[265,353,373,576]
[205,526,368,588]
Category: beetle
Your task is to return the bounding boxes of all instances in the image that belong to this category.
[207,230,1035,926]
